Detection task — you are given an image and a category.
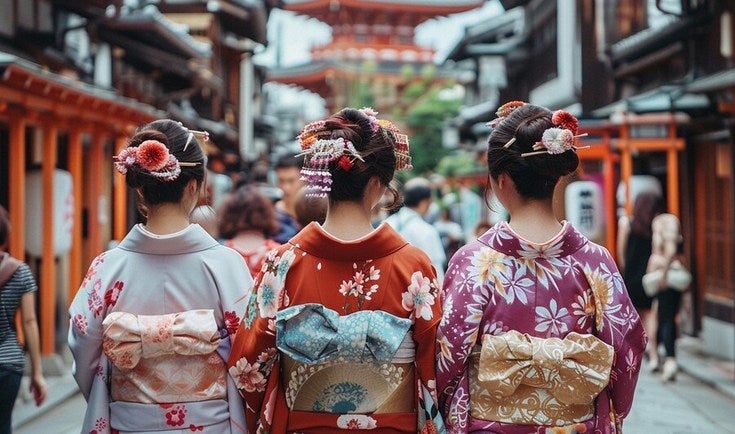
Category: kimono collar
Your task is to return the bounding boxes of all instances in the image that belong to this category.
[290,222,408,262]
[478,221,587,259]
[116,224,221,255]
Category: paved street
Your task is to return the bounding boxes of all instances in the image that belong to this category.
[13,363,735,434]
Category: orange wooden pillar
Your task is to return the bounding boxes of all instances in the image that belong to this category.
[86,131,105,266]
[68,128,84,303]
[113,136,128,242]
[7,112,26,259]
[619,122,634,218]
[666,119,681,217]
[40,122,58,355]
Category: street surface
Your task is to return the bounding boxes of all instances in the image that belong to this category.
[14,365,735,433]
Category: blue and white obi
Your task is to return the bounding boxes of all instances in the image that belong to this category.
[275,304,416,414]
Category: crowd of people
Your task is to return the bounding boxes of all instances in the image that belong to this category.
[2,100,689,433]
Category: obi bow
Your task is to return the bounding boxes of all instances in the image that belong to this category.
[102,309,221,370]
[276,303,412,364]
[476,330,613,405]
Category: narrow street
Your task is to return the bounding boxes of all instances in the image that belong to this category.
[14,363,735,434]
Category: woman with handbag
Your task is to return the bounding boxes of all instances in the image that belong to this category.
[647,213,689,382]
[617,191,664,370]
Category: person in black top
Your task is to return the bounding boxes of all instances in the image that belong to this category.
[617,191,665,370]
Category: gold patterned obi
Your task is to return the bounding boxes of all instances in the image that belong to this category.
[276,304,416,414]
[469,331,613,426]
[102,309,227,403]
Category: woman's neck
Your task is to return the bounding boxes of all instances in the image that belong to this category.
[321,201,375,241]
[143,203,191,235]
[507,199,562,243]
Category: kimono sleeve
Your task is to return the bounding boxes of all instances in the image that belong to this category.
[587,246,647,423]
[227,246,296,431]
[403,257,443,432]
[68,253,109,400]
[435,245,483,431]
[212,248,254,340]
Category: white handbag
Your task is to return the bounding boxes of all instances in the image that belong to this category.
[642,260,692,297]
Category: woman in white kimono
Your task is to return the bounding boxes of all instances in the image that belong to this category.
[68,119,252,433]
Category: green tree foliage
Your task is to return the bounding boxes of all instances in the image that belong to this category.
[403,85,462,175]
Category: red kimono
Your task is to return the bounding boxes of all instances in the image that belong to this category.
[228,222,443,433]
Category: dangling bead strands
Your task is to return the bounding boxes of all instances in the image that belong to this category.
[296,138,364,197]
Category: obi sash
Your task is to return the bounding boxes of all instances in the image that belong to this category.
[276,304,416,414]
[102,309,228,403]
[469,330,613,426]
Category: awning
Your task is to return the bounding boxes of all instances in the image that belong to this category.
[0,52,162,124]
[591,86,710,118]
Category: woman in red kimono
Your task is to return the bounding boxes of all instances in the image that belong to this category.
[228,107,443,433]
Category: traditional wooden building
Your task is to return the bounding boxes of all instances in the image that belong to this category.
[0,0,275,361]
[448,0,735,362]
[268,0,483,114]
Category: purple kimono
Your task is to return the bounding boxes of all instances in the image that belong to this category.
[437,221,646,434]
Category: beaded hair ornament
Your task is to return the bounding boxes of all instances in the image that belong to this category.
[488,101,588,157]
[295,107,412,197]
[113,126,206,182]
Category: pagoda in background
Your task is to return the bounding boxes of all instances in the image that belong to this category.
[269,0,483,114]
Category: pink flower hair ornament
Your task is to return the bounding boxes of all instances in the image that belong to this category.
[296,137,365,197]
[113,140,200,182]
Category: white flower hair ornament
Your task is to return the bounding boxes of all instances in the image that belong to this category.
[520,110,589,157]
[296,137,365,197]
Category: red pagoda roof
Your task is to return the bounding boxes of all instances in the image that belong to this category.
[285,0,483,25]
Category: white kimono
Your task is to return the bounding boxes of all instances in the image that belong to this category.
[69,224,253,433]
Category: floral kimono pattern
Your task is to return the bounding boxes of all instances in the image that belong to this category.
[437,222,646,434]
[68,224,253,434]
[228,222,444,433]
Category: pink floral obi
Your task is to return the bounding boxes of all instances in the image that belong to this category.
[102,309,227,403]
[469,331,613,426]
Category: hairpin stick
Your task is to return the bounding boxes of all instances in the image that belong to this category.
[503,137,516,148]
[521,145,591,158]
[179,162,202,167]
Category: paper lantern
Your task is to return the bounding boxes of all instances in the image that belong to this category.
[25,169,74,257]
[565,181,604,241]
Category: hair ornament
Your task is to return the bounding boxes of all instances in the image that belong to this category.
[377,118,413,171]
[487,100,526,128]
[520,110,589,157]
[359,107,380,132]
[296,137,364,197]
[182,128,209,152]
[113,140,200,181]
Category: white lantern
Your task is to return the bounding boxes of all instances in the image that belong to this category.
[565,181,604,241]
[25,169,74,257]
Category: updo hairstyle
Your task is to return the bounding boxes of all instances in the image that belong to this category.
[123,119,206,206]
[487,104,579,199]
[322,108,401,209]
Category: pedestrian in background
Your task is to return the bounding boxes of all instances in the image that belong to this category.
[647,212,688,381]
[437,101,646,433]
[617,191,664,371]
[228,107,443,433]
[219,184,281,277]
[68,119,252,433]
[0,205,46,434]
[386,177,446,281]
[272,153,305,243]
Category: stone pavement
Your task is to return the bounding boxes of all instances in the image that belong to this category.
[12,337,735,433]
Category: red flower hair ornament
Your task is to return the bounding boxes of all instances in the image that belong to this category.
[113,139,201,181]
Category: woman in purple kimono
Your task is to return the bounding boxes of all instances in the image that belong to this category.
[68,120,252,433]
[436,102,647,434]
